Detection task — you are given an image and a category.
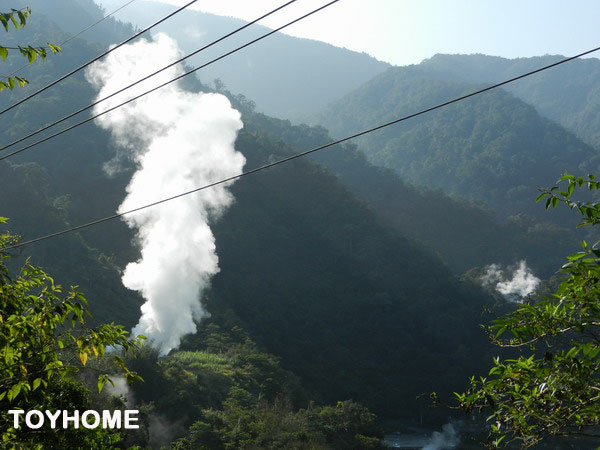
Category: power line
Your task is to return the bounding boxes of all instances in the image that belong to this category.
[59,0,139,47]
[4,45,599,252]
[3,0,138,79]
[0,0,297,154]
[0,0,198,116]
[0,0,338,162]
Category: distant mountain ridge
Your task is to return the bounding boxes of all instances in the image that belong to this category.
[314,63,599,221]
[420,53,600,149]
[95,0,390,120]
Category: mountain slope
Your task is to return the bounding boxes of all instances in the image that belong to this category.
[242,109,578,277]
[207,131,495,417]
[315,65,599,221]
[94,0,390,120]
[419,53,600,149]
[0,160,143,325]
[12,0,574,279]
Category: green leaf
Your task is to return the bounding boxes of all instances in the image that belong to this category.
[8,13,18,29]
[0,15,9,32]
[7,383,21,401]
[567,253,586,261]
[48,43,61,53]
[535,192,548,203]
[17,11,26,27]
[97,375,107,392]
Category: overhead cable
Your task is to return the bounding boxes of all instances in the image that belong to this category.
[58,0,139,48]
[4,45,600,251]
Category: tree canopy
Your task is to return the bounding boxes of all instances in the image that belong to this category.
[0,219,144,447]
[456,174,600,447]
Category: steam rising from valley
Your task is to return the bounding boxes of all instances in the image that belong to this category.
[86,33,245,354]
[481,260,541,302]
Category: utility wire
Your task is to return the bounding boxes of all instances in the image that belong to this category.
[0,0,297,154]
[59,0,139,47]
[0,0,198,116]
[4,45,599,252]
[0,0,338,162]
[3,0,138,79]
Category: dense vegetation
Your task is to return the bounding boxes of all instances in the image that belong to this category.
[457,175,600,448]
[1,126,499,423]
[0,222,383,448]
[315,65,599,223]
[127,326,384,449]
[420,53,600,149]
[241,107,579,277]
[0,224,143,448]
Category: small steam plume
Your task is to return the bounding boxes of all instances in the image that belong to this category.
[86,33,245,354]
[480,260,540,302]
[105,375,135,408]
[422,422,459,450]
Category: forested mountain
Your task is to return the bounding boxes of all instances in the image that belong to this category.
[3,1,596,446]
[242,110,578,277]
[420,53,600,149]
[315,65,600,221]
[93,0,390,120]
[0,0,501,430]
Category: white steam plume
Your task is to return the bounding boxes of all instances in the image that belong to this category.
[86,33,245,355]
[480,260,540,303]
[422,422,459,450]
[105,376,135,408]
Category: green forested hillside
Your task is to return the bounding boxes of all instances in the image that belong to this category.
[1,121,496,421]
[242,109,578,277]
[0,0,499,428]
[420,53,600,149]
[0,160,144,326]
[315,65,599,221]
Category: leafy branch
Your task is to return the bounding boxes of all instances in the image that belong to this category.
[0,7,31,32]
[0,7,62,91]
[456,174,600,448]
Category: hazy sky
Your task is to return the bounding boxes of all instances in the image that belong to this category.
[133,0,599,66]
